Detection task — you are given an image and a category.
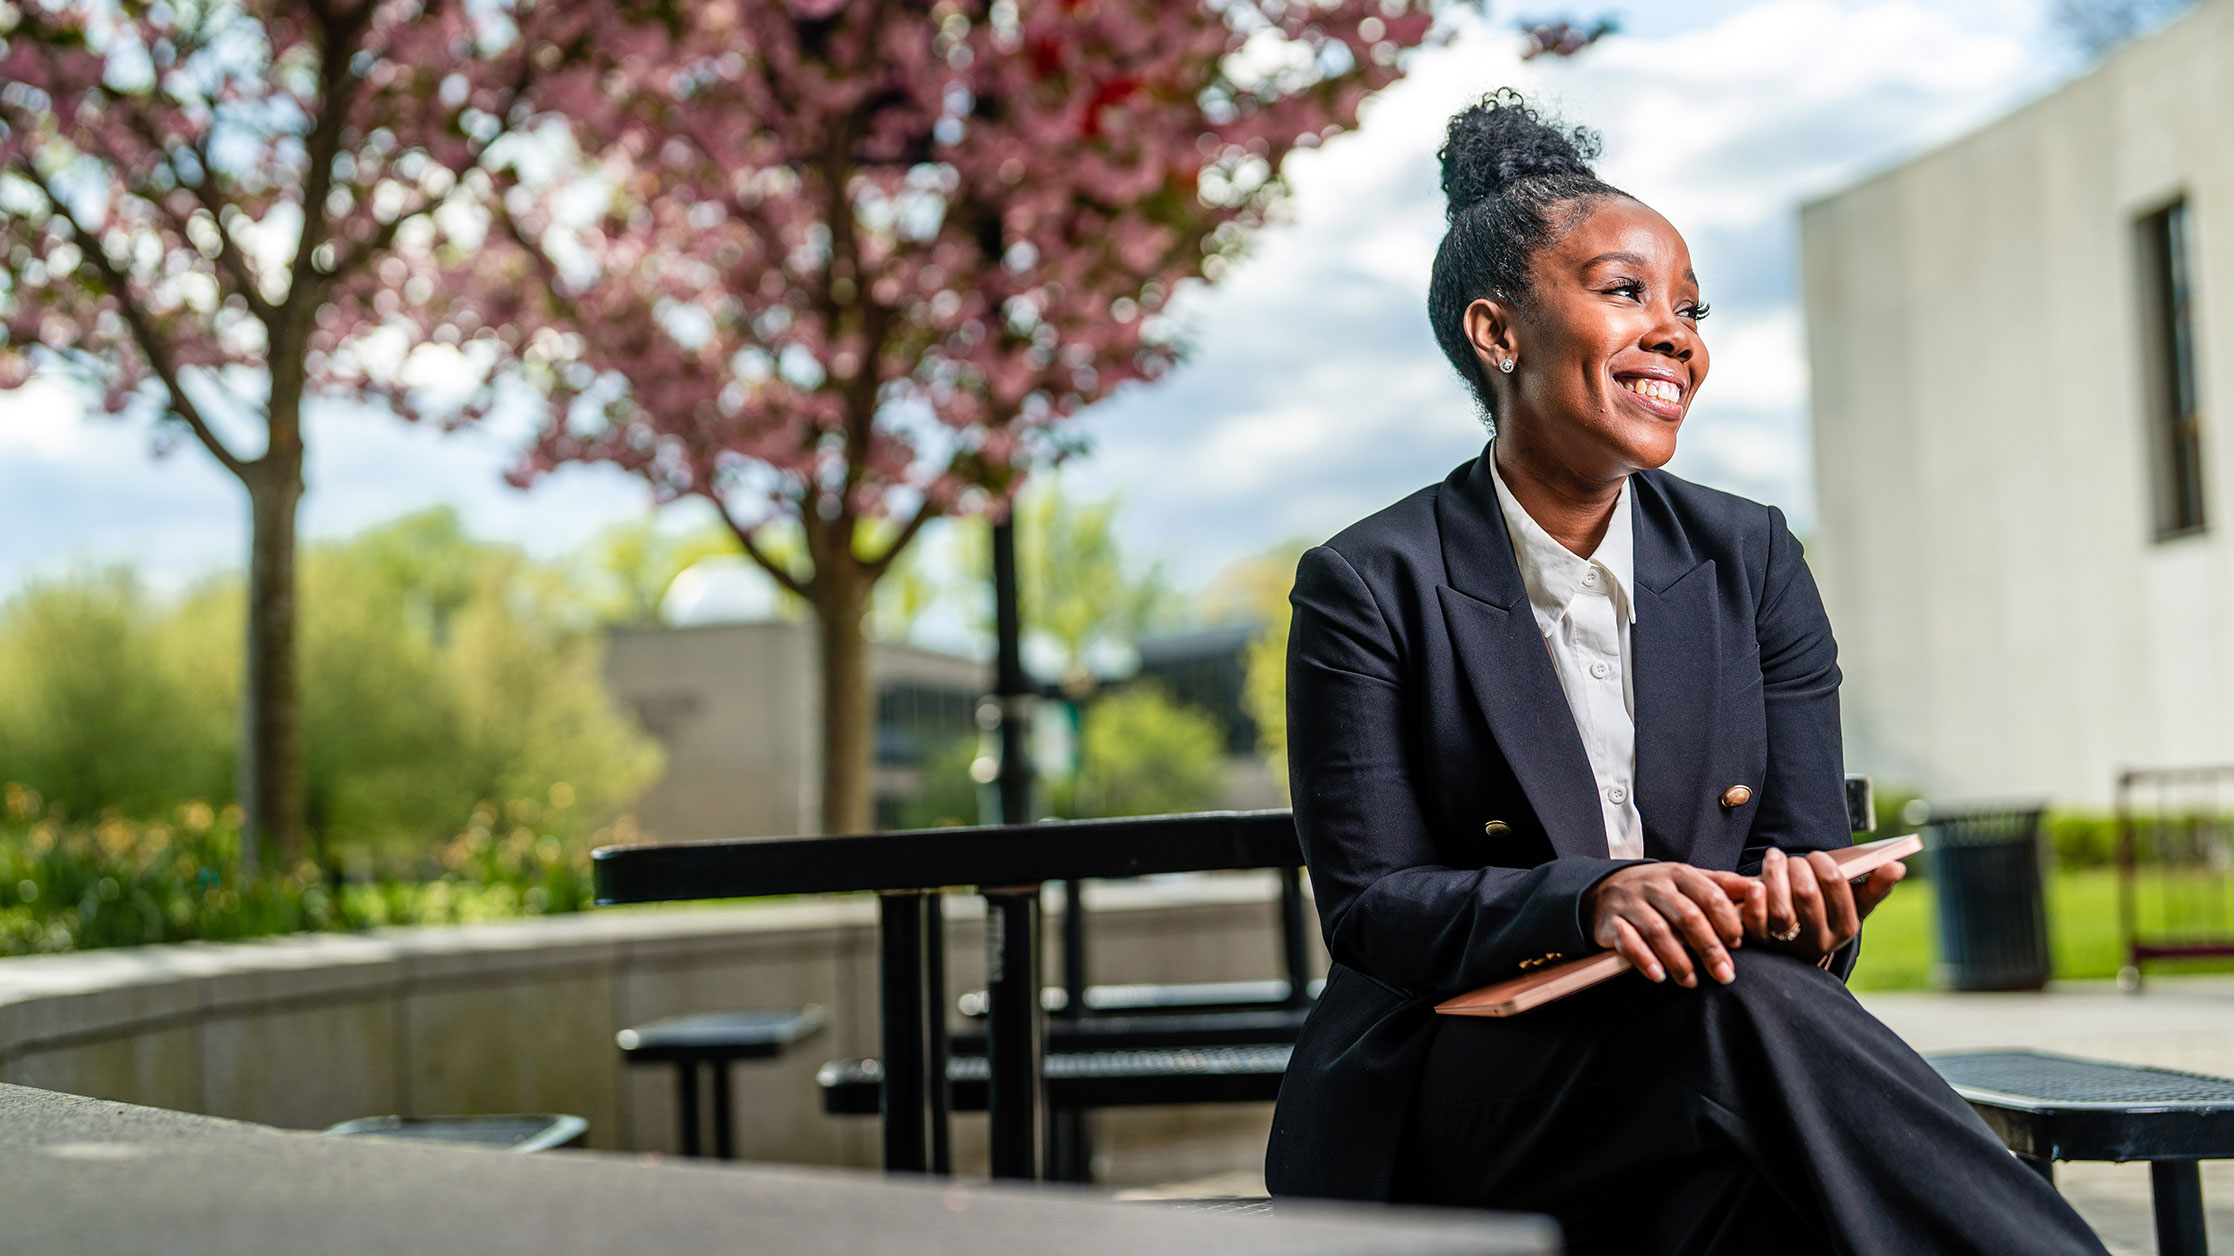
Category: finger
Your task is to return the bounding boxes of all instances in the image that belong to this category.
[1695,870,1763,940]
[1735,877,1766,939]
[1678,867,1746,948]
[1611,916,1663,982]
[1762,848,1796,938]
[1810,851,1861,945]
[1788,854,1829,950]
[1641,887,1728,985]
[1631,909,1698,988]
[1854,862,1906,918]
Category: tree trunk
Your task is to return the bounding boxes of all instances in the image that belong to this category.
[813,559,876,836]
[239,449,305,868]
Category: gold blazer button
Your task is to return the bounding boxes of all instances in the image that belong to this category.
[1721,785,1754,809]
[1483,820,1512,837]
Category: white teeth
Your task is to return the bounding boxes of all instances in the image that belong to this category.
[1620,377,1680,404]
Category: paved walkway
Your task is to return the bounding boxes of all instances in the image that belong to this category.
[1125,978,2234,1254]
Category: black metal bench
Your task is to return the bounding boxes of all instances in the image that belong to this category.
[1928,1049,2234,1256]
[949,1007,1310,1056]
[617,1006,827,1158]
[958,977,1322,1018]
[820,1044,1293,1115]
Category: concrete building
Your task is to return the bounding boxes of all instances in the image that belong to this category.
[604,621,986,840]
[1802,0,2234,805]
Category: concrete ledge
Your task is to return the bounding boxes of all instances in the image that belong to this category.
[0,872,1324,1173]
[0,1082,1554,1256]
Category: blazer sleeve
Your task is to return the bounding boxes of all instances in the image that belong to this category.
[1735,506,1863,981]
[1287,544,1642,996]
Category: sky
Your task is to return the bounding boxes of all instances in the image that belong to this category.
[0,0,2091,616]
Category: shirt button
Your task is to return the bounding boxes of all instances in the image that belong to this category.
[1581,569,1598,586]
[1589,660,1611,679]
[1606,784,1628,805]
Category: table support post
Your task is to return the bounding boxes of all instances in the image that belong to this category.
[675,1060,701,1157]
[925,892,951,1176]
[878,890,932,1173]
[2151,1159,2208,1256]
[710,1060,735,1160]
[984,885,1044,1180]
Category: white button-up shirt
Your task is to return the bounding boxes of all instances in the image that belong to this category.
[1488,445,1645,861]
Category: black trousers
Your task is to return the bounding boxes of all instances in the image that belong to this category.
[1393,949,2109,1256]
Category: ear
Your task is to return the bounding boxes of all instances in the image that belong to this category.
[1462,297,1519,376]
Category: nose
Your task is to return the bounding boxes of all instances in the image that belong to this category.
[1643,313,1696,361]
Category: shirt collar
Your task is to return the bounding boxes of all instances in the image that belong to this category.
[1486,441,1636,626]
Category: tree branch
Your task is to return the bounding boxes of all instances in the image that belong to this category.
[178,130,279,324]
[281,3,373,323]
[866,496,938,580]
[9,157,253,479]
[89,100,281,327]
[711,497,813,600]
[331,48,539,281]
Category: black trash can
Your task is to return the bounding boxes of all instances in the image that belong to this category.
[1924,805,2052,991]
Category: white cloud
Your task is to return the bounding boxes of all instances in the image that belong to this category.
[1695,308,1810,411]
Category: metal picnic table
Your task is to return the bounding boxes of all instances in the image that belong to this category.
[591,808,1303,1179]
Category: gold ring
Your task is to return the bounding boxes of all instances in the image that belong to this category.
[1772,922,1801,943]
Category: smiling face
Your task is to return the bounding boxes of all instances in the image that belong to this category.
[1464,197,1710,489]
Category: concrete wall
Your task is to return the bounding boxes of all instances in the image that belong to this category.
[0,873,1317,1182]
[1801,0,2234,806]
[604,622,990,841]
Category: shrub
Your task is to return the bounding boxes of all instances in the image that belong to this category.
[0,784,635,956]
[1053,682,1227,819]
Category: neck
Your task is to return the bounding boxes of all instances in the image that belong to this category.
[1493,431,1627,557]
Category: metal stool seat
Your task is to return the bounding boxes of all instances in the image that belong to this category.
[618,1006,825,1158]
[320,1114,586,1153]
[1929,1049,2234,1256]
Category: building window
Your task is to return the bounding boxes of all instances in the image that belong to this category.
[2140,198,2205,539]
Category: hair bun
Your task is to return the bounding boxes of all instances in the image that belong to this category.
[1438,88,1602,217]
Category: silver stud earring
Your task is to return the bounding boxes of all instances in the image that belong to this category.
[1499,358,1515,374]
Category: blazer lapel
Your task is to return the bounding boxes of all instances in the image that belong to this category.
[1630,475,1723,865]
[1434,455,1609,860]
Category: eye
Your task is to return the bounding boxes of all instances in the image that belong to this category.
[1602,280,1644,301]
[1683,302,1711,322]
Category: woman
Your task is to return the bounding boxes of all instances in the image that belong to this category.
[1263,90,2108,1255]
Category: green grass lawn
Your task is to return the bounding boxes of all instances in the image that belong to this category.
[1846,868,2234,991]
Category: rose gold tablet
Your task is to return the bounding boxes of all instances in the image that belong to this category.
[1434,833,1923,1018]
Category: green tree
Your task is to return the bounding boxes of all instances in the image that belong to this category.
[0,571,233,818]
[1057,683,1226,820]
[294,510,662,856]
[963,479,1182,688]
[574,517,748,628]
[1221,542,1313,797]
[0,511,661,861]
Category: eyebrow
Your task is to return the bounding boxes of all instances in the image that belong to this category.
[1582,251,1700,286]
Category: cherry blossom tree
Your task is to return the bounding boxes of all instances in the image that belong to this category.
[0,0,595,861]
[493,0,1448,836]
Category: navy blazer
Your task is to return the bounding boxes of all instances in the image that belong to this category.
[1264,449,1857,1202]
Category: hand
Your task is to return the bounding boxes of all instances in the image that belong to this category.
[1584,863,1764,987]
[1751,846,1905,962]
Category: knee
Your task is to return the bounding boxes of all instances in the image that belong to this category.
[1643,948,1836,1018]
[1693,947,1856,1028]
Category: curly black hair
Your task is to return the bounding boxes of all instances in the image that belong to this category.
[1427,88,1628,427]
